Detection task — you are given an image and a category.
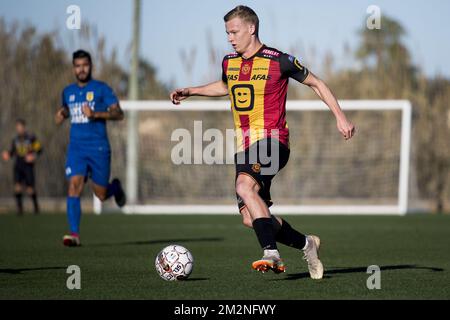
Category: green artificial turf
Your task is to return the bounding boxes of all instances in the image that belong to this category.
[0,214,449,299]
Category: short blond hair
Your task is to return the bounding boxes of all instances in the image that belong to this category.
[224,5,259,36]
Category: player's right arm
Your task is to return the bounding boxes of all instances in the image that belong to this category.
[170,80,228,105]
[2,150,11,161]
[2,140,15,161]
[55,89,70,125]
[55,106,70,125]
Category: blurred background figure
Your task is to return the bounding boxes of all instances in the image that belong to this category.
[2,119,43,215]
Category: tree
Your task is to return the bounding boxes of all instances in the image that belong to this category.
[0,19,168,199]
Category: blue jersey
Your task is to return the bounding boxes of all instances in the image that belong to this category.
[61,79,118,145]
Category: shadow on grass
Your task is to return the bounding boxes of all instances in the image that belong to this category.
[183,278,209,281]
[89,237,224,247]
[274,265,444,281]
[0,266,67,275]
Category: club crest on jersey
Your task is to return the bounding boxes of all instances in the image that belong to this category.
[86,91,94,102]
[252,163,262,173]
[69,94,75,102]
[241,64,251,75]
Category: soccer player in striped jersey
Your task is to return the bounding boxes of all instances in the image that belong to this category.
[170,6,355,279]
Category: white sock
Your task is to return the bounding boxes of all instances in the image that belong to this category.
[264,249,280,259]
[302,236,309,250]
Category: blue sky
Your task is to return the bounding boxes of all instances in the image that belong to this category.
[1,0,449,87]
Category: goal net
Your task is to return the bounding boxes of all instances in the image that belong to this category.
[95,100,412,215]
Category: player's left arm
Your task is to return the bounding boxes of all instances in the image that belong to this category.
[281,53,355,140]
[82,83,124,121]
[82,103,124,121]
[25,135,43,163]
[302,72,355,140]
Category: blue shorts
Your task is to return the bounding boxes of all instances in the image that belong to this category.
[65,142,111,187]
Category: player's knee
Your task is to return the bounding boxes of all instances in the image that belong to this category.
[96,192,107,202]
[14,184,22,193]
[68,182,83,197]
[26,187,35,195]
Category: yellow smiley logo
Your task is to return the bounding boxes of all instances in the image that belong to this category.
[236,88,250,105]
[231,84,254,111]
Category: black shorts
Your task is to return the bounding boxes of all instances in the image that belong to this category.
[235,138,290,211]
[14,162,35,187]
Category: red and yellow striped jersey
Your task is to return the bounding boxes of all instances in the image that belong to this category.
[222,45,309,152]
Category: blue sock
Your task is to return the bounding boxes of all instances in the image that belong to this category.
[106,180,119,199]
[67,197,81,235]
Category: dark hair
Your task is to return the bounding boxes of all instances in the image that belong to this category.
[72,49,92,64]
[224,5,259,36]
[16,118,26,126]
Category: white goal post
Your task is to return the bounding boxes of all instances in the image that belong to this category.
[94,100,412,215]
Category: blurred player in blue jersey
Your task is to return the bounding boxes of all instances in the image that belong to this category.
[55,50,126,247]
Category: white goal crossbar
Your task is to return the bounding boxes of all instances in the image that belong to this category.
[94,100,412,215]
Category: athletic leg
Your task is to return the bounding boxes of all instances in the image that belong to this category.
[92,179,126,207]
[236,174,284,273]
[14,183,23,215]
[25,165,39,214]
[26,187,39,214]
[67,176,84,234]
[240,207,307,250]
[89,148,126,207]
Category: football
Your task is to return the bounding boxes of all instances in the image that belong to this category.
[155,245,194,281]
